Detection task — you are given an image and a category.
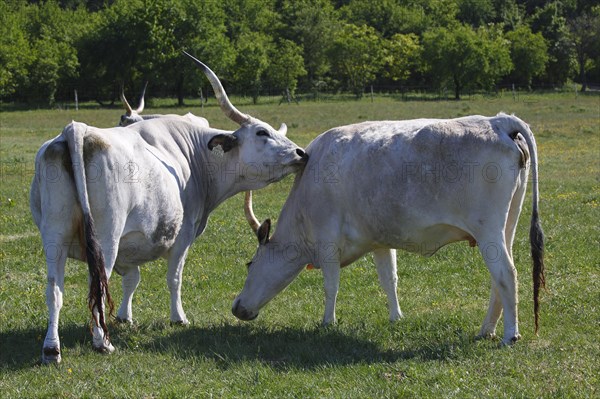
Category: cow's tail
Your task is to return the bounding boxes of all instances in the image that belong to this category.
[508,115,545,335]
[63,122,114,338]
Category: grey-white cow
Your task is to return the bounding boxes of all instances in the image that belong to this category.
[119,83,209,128]
[30,54,308,364]
[233,114,545,345]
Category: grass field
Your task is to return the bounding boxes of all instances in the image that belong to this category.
[1,93,598,398]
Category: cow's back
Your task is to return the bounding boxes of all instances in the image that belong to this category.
[292,115,526,258]
[30,123,186,264]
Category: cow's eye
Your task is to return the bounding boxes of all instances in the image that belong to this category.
[256,130,270,137]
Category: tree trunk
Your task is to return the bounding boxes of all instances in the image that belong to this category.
[578,54,588,92]
[176,72,185,106]
[454,74,461,100]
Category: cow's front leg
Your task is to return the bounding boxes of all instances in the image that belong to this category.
[116,266,141,323]
[321,263,341,326]
[166,245,190,325]
[372,248,403,321]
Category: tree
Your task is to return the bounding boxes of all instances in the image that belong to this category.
[506,26,548,89]
[478,25,513,89]
[491,0,523,29]
[178,1,235,104]
[233,32,272,104]
[329,23,384,98]
[382,33,421,83]
[531,2,576,87]
[0,1,84,104]
[140,0,234,105]
[418,0,460,29]
[279,0,338,90]
[0,2,33,100]
[422,24,511,99]
[265,39,306,100]
[456,0,496,27]
[221,0,280,103]
[570,10,600,91]
[76,0,145,104]
[338,0,410,37]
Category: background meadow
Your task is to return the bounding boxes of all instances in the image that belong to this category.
[1,92,598,397]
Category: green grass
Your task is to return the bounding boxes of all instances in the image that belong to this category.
[1,93,599,398]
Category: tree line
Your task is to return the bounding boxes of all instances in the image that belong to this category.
[1,0,599,105]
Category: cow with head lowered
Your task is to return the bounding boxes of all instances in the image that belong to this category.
[119,82,210,128]
[233,114,545,346]
[30,53,308,364]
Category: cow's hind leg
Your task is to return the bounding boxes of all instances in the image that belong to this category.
[90,236,118,354]
[478,176,527,341]
[372,248,402,321]
[41,237,68,364]
[477,280,502,339]
[478,237,520,345]
[91,303,115,354]
[116,266,141,323]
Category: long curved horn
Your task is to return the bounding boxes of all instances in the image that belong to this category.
[120,86,133,115]
[183,51,249,125]
[244,191,260,234]
[136,81,148,113]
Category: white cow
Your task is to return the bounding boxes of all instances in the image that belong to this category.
[233,114,545,345]
[30,54,308,364]
[119,82,209,128]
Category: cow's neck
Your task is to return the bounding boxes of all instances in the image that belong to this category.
[183,130,253,214]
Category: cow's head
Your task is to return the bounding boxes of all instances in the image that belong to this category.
[231,193,306,321]
[185,52,308,185]
[119,82,147,127]
[207,120,308,184]
[232,218,302,321]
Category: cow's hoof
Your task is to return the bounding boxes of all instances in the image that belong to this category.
[321,319,337,328]
[501,334,522,346]
[41,347,61,364]
[389,312,404,323]
[475,332,497,341]
[170,319,190,326]
[92,341,115,354]
[115,316,133,324]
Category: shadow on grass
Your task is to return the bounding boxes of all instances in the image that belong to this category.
[1,321,486,371]
[0,323,90,370]
[138,322,480,371]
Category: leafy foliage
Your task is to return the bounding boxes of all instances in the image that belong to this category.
[0,0,598,104]
[422,24,511,99]
[330,23,385,98]
[506,26,549,89]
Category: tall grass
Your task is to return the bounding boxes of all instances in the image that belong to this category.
[1,93,598,398]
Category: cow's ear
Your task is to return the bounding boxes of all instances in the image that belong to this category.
[278,123,287,136]
[208,134,238,152]
[257,219,271,245]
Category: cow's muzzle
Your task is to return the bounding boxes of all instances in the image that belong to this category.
[232,298,258,321]
[292,148,309,166]
[296,148,308,160]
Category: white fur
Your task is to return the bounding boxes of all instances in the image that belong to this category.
[233,114,540,345]
[31,116,306,363]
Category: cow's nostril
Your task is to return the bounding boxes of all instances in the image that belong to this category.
[296,148,308,159]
